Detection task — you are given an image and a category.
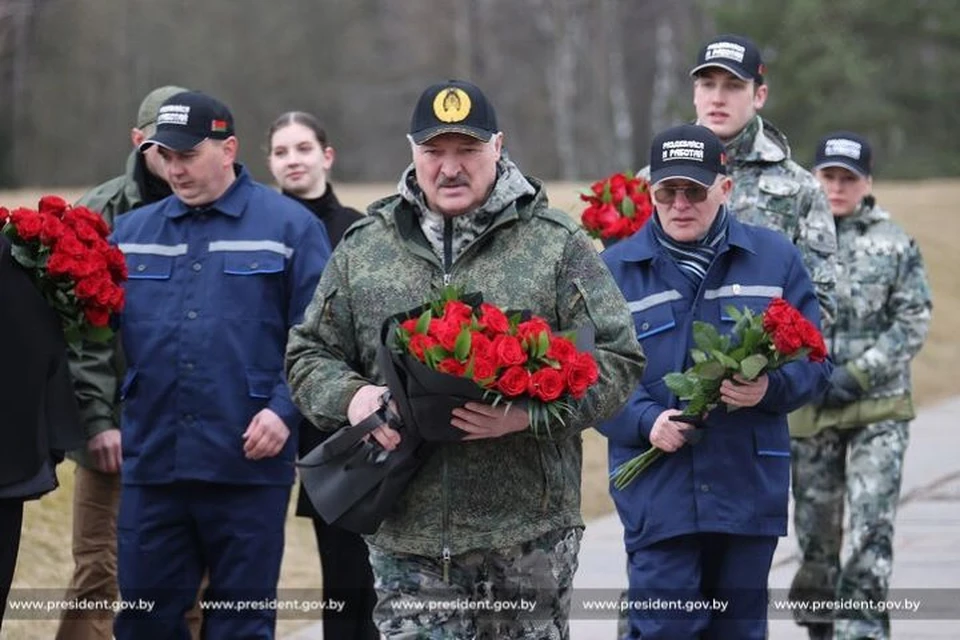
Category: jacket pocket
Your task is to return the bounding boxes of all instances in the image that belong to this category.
[221,251,286,320]
[632,302,676,340]
[124,255,175,319]
[754,425,791,458]
[758,175,800,216]
[246,369,277,399]
[753,423,790,518]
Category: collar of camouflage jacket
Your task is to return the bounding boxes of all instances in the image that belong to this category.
[396,159,536,265]
[837,196,890,230]
[724,115,790,166]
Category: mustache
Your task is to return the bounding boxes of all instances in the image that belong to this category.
[436,175,469,188]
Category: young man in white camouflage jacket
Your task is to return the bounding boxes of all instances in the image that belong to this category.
[637,34,838,327]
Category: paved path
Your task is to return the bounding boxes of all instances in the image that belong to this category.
[288,396,960,639]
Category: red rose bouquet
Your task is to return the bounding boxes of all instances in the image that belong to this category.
[580,172,654,242]
[0,196,126,348]
[610,298,826,489]
[389,287,599,438]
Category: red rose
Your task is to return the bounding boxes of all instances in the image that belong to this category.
[72,220,101,244]
[516,317,551,343]
[594,202,620,230]
[762,298,794,333]
[0,207,9,225]
[478,303,509,334]
[493,334,527,367]
[39,214,67,246]
[546,336,577,363]
[46,252,76,278]
[565,352,599,399]
[609,173,628,205]
[803,326,828,362]
[56,232,86,259]
[589,179,606,198]
[12,209,42,240]
[470,331,494,360]
[470,353,498,386]
[108,286,125,311]
[66,251,108,280]
[94,277,119,307]
[442,300,473,324]
[38,195,68,216]
[496,366,530,397]
[400,318,419,335]
[67,206,110,237]
[771,325,804,355]
[408,333,438,361]
[105,246,127,280]
[437,357,466,377]
[83,306,111,327]
[428,318,462,352]
[75,276,101,301]
[528,368,565,402]
[581,205,601,232]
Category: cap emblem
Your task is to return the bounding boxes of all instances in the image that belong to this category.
[432,87,472,123]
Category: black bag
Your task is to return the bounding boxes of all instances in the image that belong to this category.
[296,390,436,535]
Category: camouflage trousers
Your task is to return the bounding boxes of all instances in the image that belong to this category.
[367,526,583,639]
[789,420,909,640]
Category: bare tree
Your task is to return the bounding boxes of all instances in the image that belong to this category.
[532,0,585,180]
[602,0,634,171]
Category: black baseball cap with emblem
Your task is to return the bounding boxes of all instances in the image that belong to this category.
[649,124,727,186]
[690,34,765,84]
[139,90,235,152]
[814,131,872,177]
[409,80,499,144]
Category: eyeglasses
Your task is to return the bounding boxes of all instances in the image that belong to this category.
[653,182,718,204]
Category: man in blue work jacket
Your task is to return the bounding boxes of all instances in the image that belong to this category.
[599,124,831,639]
[109,91,331,639]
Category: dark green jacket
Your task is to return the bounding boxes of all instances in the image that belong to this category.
[66,152,142,469]
[286,170,645,557]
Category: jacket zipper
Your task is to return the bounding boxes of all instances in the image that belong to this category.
[443,218,453,285]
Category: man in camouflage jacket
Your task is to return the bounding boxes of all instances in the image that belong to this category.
[637,34,838,325]
[788,133,932,640]
[286,80,645,639]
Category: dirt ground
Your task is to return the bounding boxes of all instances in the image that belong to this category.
[2,180,957,638]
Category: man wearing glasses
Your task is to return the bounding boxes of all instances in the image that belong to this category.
[637,34,837,326]
[599,123,831,640]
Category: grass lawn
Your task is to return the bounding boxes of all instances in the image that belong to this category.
[2,180,957,638]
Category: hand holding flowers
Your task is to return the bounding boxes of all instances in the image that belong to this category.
[392,286,600,438]
[610,298,827,489]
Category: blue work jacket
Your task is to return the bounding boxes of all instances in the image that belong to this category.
[112,166,331,486]
[599,215,831,551]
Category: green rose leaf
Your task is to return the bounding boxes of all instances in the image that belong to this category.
[664,372,697,398]
[740,353,769,380]
[710,349,740,370]
[693,360,726,381]
[454,326,472,361]
[693,321,722,352]
[724,304,743,322]
[691,348,708,364]
[414,308,432,334]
